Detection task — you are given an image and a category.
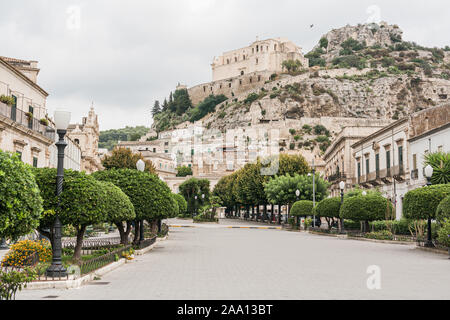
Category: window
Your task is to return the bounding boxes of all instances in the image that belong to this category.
[386,150,391,169]
[191,149,194,156]
[375,153,380,177]
[398,145,403,168]
[165,150,168,153]
[357,162,361,179]
[28,106,34,129]
[33,157,38,168]
[153,148,156,153]
[11,95,17,121]
[235,57,237,62]
[240,71,244,76]
[188,164,192,168]
[74,139,80,145]
[365,158,369,175]
[16,151,22,160]
[256,58,258,64]
[412,154,417,170]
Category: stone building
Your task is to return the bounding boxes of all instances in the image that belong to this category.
[66,106,102,173]
[323,121,393,197]
[0,56,81,169]
[350,104,450,219]
[211,38,308,82]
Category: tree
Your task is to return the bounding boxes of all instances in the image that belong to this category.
[102,147,156,175]
[176,165,193,177]
[99,181,135,245]
[179,178,210,215]
[314,197,341,230]
[172,193,188,217]
[170,194,179,219]
[403,184,450,220]
[290,200,314,217]
[32,168,107,261]
[424,151,450,184]
[340,195,394,231]
[92,169,175,240]
[169,89,192,116]
[162,98,169,111]
[436,195,450,222]
[189,94,227,122]
[213,172,238,215]
[152,100,161,116]
[319,37,328,49]
[282,59,303,72]
[0,151,42,240]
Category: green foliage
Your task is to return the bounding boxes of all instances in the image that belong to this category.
[282,59,303,72]
[92,169,174,221]
[169,88,193,116]
[370,219,413,235]
[189,94,227,122]
[315,197,341,218]
[302,124,312,134]
[340,195,394,222]
[99,126,150,150]
[365,230,394,240]
[313,125,329,136]
[305,48,326,67]
[234,162,269,206]
[264,173,329,205]
[437,219,450,247]
[424,152,450,184]
[290,200,313,217]
[176,165,193,177]
[0,150,43,240]
[213,172,238,209]
[101,147,156,175]
[319,37,328,49]
[33,168,107,228]
[172,193,187,217]
[340,38,366,54]
[179,178,211,215]
[403,184,450,220]
[436,195,450,222]
[332,55,366,70]
[98,181,135,224]
[0,95,15,106]
[289,129,296,135]
[0,268,37,300]
[244,92,260,105]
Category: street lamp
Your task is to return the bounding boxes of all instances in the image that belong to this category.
[194,195,198,217]
[295,189,300,228]
[424,164,434,247]
[46,109,71,278]
[311,158,316,228]
[339,181,346,233]
[362,191,367,196]
[136,159,145,242]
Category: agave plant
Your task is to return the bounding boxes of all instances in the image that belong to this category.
[424,151,450,184]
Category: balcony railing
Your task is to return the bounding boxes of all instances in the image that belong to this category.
[327,172,346,183]
[0,102,55,141]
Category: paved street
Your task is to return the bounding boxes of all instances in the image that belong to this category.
[17,218,450,300]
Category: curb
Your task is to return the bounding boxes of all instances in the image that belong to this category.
[25,234,170,290]
[169,225,196,228]
[415,246,449,256]
[226,226,281,230]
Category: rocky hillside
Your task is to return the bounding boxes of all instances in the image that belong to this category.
[152,22,450,141]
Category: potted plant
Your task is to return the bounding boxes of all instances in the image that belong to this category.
[25,112,33,119]
[39,118,49,126]
[0,95,15,106]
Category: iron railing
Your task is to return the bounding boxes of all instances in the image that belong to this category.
[133,236,157,250]
[0,101,55,140]
[78,245,132,275]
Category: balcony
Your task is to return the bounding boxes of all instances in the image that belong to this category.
[367,171,382,186]
[0,102,55,141]
[392,165,406,182]
[379,167,393,184]
[327,172,346,183]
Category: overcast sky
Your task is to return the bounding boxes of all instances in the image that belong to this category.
[1,0,449,130]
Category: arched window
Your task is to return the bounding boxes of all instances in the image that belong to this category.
[240,71,244,76]
[74,139,80,145]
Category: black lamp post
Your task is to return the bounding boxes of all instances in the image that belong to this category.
[0,238,8,250]
[46,109,71,278]
[339,181,345,233]
[136,159,145,242]
[424,164,435,248]
[295,189,300,228]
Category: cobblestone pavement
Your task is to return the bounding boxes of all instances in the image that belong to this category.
[17,218,450,300]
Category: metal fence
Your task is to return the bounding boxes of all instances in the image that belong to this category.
[134,236,157,250]
[0,101,55,140]
[78,245,132,275]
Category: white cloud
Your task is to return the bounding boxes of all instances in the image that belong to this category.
[1,0,449,130]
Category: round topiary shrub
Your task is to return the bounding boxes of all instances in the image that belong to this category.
[0,150,43,240]
[315,197,341,229]
[403,184,450,220]
[172,193,187,217]
[436,195,450,222]
[290,200,314,217]
[437,220,450,248]
[340,194,394,222]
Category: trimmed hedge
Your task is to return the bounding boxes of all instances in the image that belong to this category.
[315,197,341,218]
[172,193,187,216]
[437,220,450,247]
[403,184,450,220]
[370,219,411,235]
[290,200,313,217]
[436,195,450,222]
[340,195,394,221]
